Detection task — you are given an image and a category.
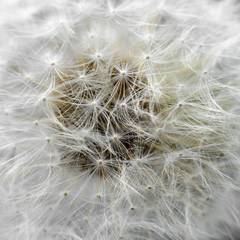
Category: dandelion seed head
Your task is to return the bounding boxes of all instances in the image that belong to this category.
[0,0,240,240]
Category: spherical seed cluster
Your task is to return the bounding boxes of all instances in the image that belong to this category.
[0,0,240,240]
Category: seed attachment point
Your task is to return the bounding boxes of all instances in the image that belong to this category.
[113,135,118,140]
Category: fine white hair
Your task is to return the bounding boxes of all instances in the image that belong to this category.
[0,0,240,239]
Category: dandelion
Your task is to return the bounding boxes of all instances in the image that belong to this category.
[0,0,240,240]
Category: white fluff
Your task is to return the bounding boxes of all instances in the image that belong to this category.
[0,0,240,239]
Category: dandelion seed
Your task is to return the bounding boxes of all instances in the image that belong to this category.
[91,101,97,106]
[178,102,183,107]
[121,71,126,76]
[112,135,118,140]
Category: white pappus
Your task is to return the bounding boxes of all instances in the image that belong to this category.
[0,0,240,239]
